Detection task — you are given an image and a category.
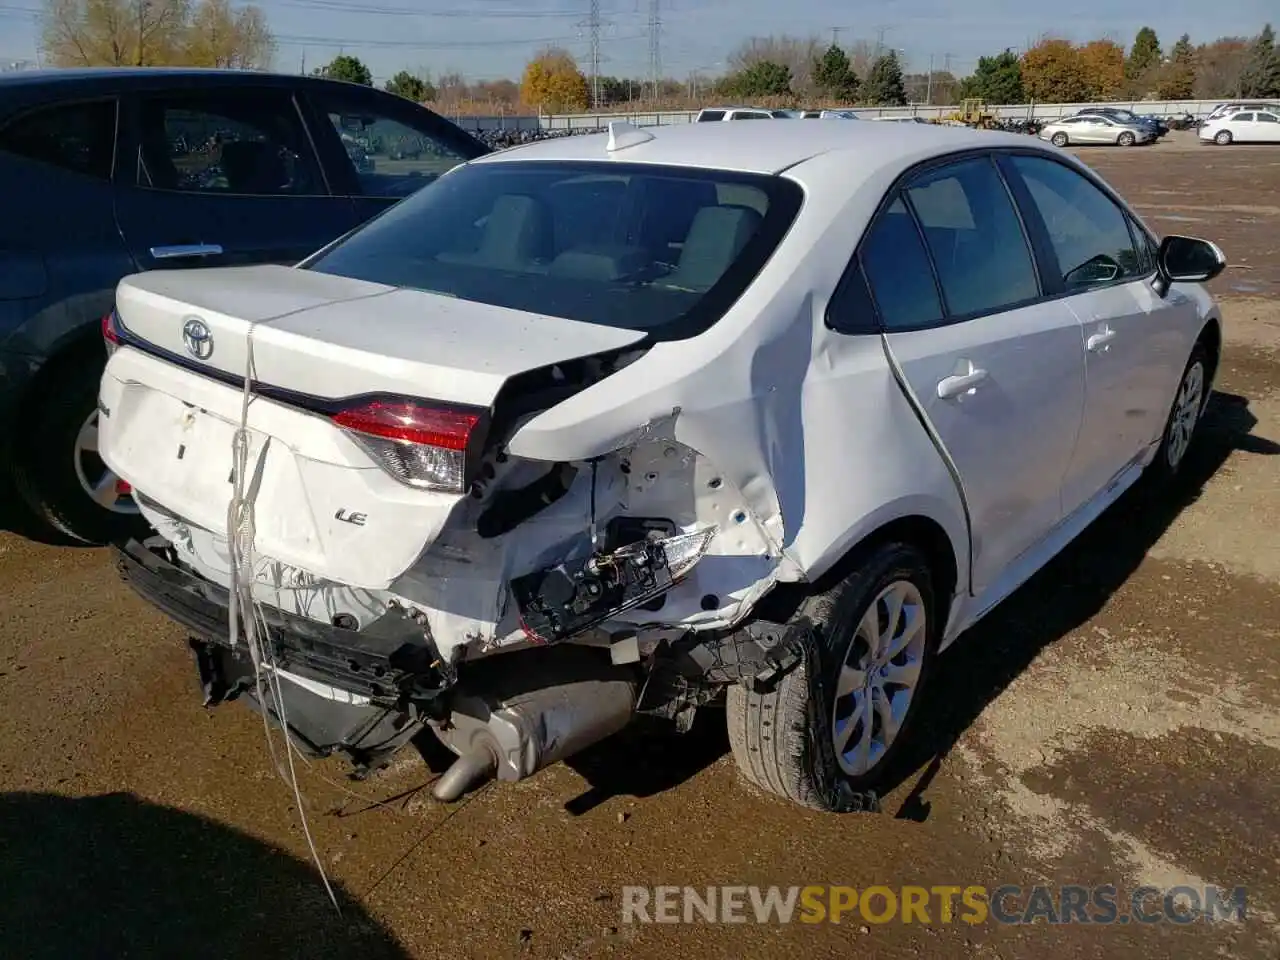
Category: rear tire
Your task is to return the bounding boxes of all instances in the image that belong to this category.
[1051,132,1069,147]
[1215,130,1232,145]
[10,350,145,544]
[726,542,937,811]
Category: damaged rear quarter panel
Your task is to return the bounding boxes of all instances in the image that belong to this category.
[506,154,970,603]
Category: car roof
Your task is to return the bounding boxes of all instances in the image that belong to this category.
[0,66,376,95]
[474,120,1041,176]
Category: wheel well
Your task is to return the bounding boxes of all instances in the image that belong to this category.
[757,515,960,630]
[13,329,105,437]
[1198,318,1222,387]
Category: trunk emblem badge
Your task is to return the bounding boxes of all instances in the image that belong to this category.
[181,316,213,360]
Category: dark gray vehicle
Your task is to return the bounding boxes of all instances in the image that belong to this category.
[0,68,488,542]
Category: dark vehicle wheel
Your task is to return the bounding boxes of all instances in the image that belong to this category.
[1214,130,1233,145]
[726,542,937,811]
[1117,131,1136,146]
[1051,131,1069,147]
[10,351,145,544]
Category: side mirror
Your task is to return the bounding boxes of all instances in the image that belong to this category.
[1153,235,1226,296]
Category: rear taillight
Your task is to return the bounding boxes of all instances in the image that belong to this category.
[102,310,121,353]
[332,399,482,493]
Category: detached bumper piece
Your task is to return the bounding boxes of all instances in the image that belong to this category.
[113,538,448,766]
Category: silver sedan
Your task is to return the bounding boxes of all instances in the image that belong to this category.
[1039,115,1155,147]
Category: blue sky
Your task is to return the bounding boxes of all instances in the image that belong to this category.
[0,0,1274,85]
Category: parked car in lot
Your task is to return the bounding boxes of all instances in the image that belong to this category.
[0,67,487,543]
[1198,108,1280,145]
[1039,114,1155,147]
[1204,100,1280,123]
[1069,107,1167,138]
[695,106,792,121]
[102,120,1225,811]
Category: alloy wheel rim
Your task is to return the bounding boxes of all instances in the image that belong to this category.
[1166,361,1205,470]
[73,409,139,515]
[831,580,928,778]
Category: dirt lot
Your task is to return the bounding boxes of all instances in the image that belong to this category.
[2,133,1278,960]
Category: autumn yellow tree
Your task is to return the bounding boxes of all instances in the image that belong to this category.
[1020,37,1090,102]
[520,47,589,113]
[1078,39,1126,100]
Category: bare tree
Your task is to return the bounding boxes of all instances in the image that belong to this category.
[40,0,271,68]
[728,34,824,95]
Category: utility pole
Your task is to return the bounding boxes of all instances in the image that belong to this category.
[926,53,933,105]
[646,0,661,101]
[831,26,843,47]
[874,26,889,58]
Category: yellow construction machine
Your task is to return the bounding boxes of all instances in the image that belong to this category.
[947,97,998,129]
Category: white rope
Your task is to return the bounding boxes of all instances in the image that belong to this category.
[226,323,340,914]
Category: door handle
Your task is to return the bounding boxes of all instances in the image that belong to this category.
[936,366,989,399]
[150,243,223,260]
[1086,328,1117,352]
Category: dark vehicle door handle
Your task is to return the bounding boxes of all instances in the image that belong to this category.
[150,243,223,260]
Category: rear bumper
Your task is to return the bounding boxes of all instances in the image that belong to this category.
[113,537,452,707]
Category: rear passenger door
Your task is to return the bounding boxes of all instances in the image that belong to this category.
[113,87,357,272]
[865,155,1087,596]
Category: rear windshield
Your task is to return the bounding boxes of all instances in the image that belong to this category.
[306,159,803,339]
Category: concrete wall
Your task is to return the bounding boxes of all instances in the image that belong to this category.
[446,99,1229,133]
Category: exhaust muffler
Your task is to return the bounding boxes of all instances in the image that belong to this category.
[430,652,637,801]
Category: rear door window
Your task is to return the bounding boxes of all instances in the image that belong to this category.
[903,156,1040,318]
[134,90,324,195]
[0,99,117,180]
[858,197,945,331]
[306,89,479,200]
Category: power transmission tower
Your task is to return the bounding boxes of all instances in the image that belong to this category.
[646,0,661,100]
[587,0,603,108]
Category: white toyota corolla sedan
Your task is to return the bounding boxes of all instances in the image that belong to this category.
[99,120,1226,812]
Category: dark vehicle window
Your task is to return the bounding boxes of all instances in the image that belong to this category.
[1232,113,1255,122]
[305,160,801,337]
[904,156,1039,317]
[308,91,477,200]
[731,112,770,120]
[135,91,322,196]
[1258,113,1279,123]
[1008,155,1145,290]
[859,197,945,331]
[0,99,116,180]
[697,111,725,122]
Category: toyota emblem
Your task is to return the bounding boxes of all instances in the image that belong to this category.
[182,316,213,360]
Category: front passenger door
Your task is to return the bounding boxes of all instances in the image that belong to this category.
[114,87,356,271]
[1002,154,1191,516]
[865,156,1087,596]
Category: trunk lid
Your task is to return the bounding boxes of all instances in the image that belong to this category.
[103,265,648,588]
[114,264,648,404]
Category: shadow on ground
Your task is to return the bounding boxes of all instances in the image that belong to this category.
[889,389,1279,820]
[558,390,1279,816]
[0,791,409,960]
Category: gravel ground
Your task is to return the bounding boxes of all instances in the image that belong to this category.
[1,134,1278,960]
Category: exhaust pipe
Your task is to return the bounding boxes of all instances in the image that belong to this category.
[431,667,637,802]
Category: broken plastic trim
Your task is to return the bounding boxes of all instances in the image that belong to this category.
[511,527,718,645]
